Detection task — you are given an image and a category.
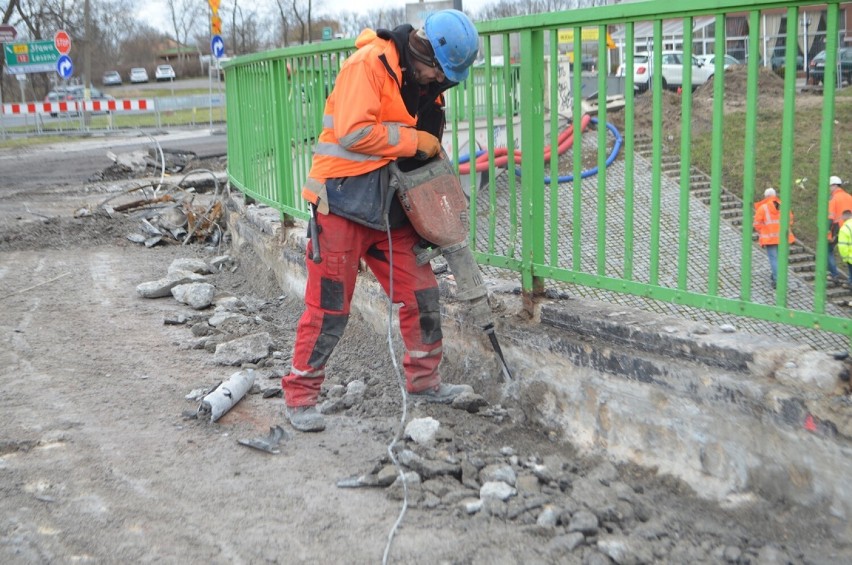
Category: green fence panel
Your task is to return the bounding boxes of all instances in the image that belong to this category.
[225,0,852,345]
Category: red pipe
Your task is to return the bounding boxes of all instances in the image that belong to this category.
[458,113,592,175]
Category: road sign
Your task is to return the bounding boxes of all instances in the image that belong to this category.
[54,30,71,55]
[0,24,17,43]
[322,27,332,41]
[211,35,225,59]
[57,55,73,79]
[3,40,60,74]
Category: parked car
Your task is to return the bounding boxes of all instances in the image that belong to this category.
[44,88,74,117]
[129,67,149,83]
[44,85,114,117]
[616,54,651,92]
[102,70,122,87]
[769,49,804,71]
[648,51,714,90]
[810,48,852,86]
[619,51,712,92]
[696,53,742,70]
[155,64,176,82]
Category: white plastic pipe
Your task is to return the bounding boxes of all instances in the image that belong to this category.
[199,369,255,422]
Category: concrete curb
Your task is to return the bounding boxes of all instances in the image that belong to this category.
[224,193,852,532]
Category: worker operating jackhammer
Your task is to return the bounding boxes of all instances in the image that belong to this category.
[280,10,481,432]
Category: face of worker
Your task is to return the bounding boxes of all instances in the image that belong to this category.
[412,58,445,85]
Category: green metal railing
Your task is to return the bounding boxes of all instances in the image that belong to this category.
[225,0,851,344]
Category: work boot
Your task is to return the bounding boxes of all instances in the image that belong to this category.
[408,383,474,404]
[284,405,326,432]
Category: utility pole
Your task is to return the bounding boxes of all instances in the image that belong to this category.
[802,13,810,83]
[83,0,92,125]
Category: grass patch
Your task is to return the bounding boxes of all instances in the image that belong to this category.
[691,96,852,248]
[1,107,226,138]
[102,87,220,98]
[0,135,72,149]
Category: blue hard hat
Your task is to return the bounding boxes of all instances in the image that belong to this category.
[424,9,479,83]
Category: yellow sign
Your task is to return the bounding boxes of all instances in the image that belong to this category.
[559,29,616,49]
[211,16,222,35]
[209,0,220,13]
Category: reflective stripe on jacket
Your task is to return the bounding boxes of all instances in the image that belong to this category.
[838,219,852,264]
[302,29,420,204]
[752,196,795,246]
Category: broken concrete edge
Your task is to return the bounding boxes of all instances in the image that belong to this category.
[539,299,837,382]
[223,192,852,525]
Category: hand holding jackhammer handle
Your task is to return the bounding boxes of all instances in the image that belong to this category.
[415,130,441,160]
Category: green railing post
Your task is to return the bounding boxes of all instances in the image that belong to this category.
[815,4,840,314]
[519,27,545,296]
[740,10,760,304]
[623,22,635,282]
[596,25,608,277]
[571,27,583,273]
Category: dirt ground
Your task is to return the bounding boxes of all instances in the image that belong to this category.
[1,141,850,564]
[609,65,826,137]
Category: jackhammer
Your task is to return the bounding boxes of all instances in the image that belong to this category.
[390,154,513,382]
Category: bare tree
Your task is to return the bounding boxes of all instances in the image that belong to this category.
[335,7,405,38]
[226,1,265,55]
[92,0,135,65]
[165,0,202,72]
[2,0,20,23]
[475,0,582,19]
[273,0,292,46]
[120,22,166,67]
[290,0,306,44]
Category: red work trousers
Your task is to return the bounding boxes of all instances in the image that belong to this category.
[282,212,443,407]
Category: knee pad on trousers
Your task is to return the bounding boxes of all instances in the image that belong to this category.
[415,287,442,344]
[307,312,349,368]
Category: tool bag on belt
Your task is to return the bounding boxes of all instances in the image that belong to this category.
[324,166,409,231]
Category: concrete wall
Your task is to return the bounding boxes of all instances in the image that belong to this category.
[226,193,852,535]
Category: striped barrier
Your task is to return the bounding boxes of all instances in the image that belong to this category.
[1,99,155,115]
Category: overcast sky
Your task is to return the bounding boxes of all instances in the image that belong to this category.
[136,0,472,29]
[135,0,474,34]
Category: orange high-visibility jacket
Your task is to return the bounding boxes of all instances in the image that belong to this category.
[753,196,795,246]
[828,188,852,240]
[302,29,421,205]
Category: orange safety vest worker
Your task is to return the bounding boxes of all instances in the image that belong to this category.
[302,28,432,208]
[828,186,852,241]
[753,195,795,246]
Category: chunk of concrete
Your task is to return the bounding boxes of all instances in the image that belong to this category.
[405,417,440,445]
[136,270,205,298]
[480,481,516,502]
[171,282,216,310]
[168,258,210,274]
[213,332,272,365]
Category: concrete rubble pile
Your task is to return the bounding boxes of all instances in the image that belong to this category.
[78,148,229,247]
[136,255,295,415]
[89,148,202,182]
[337,416,800,564]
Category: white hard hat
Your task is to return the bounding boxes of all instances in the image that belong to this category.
[830,175,843,186]
[764,188,776,198]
